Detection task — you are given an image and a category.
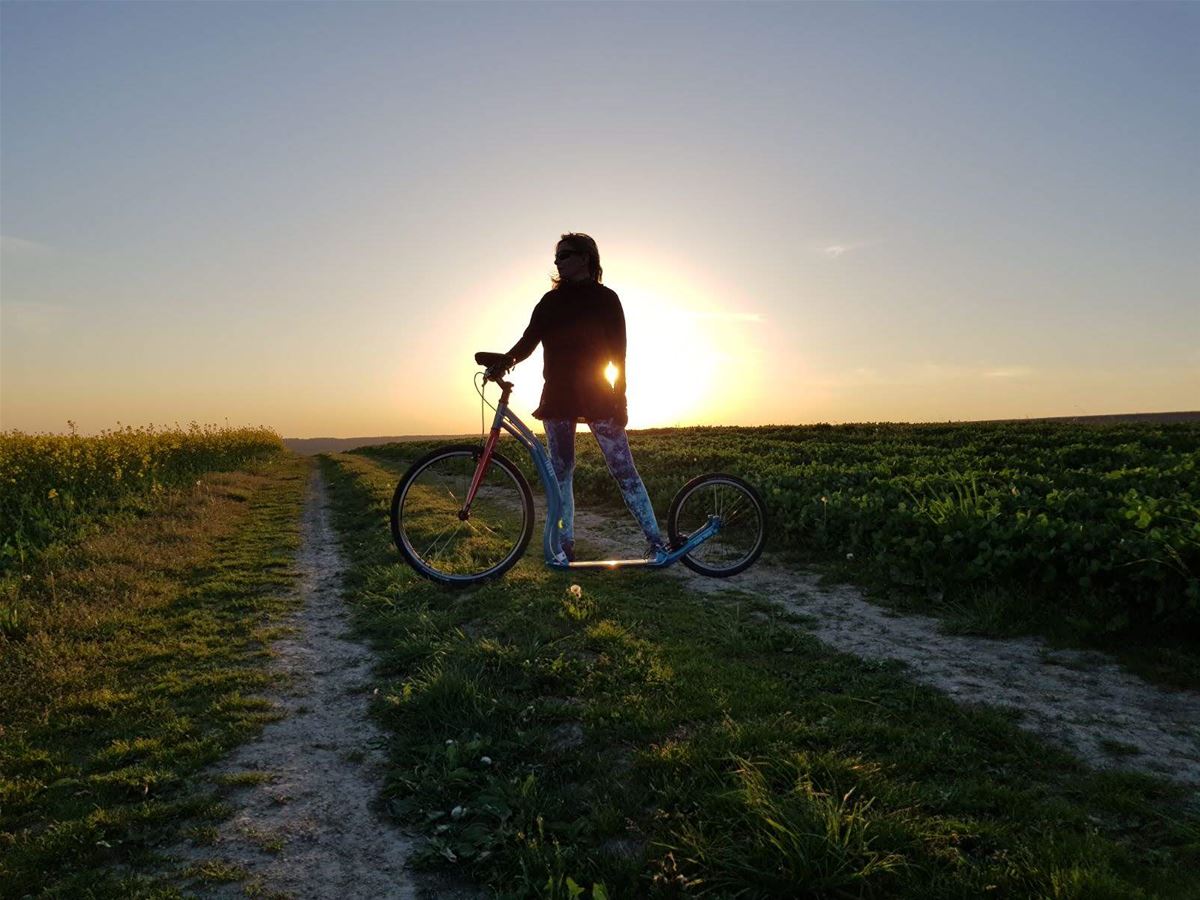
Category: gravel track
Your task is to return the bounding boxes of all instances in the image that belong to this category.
[167,469,425,899]
[570,503,1200,788]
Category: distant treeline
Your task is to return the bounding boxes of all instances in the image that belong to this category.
[284,435,470,456]
[972,411,1199,425]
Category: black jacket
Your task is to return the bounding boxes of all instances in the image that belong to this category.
[506,280,628,424]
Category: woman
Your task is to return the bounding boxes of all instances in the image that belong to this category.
[502,233,668,563]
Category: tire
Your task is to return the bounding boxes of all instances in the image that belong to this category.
[667,473,766,577]
[391,444,534,586]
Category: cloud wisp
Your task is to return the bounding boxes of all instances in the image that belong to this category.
[811,363,1037,388]
[680,311,766,324]
[983,367,1034,379]
[812,241,874,259]
[0,235,52,258]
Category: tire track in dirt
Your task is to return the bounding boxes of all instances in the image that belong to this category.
[167,468,427,899]
[569,505,1200,789]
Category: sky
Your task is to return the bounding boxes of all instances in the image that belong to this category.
[2,1,1197,437]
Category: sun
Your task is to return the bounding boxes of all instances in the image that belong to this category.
[603,254,761,429]
[618,286,723,427]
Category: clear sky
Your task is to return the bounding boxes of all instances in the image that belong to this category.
[2,1,1197,437]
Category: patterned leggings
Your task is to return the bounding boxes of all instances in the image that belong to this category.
[543,418,663,547]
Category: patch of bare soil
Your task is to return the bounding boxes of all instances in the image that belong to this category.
[165,470,453,899]
[569,505,1200,788]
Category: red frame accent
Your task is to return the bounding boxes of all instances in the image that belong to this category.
[462,426,501,513]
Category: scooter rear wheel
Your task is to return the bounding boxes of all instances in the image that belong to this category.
[667,473,766,577]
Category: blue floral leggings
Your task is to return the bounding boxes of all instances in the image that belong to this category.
[543,418,663,547]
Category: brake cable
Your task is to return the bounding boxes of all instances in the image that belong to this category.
[474,371,499,444]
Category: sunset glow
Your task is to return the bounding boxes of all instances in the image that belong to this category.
[2,3,1196,436]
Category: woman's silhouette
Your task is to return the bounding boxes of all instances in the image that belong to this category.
[502,233,667,563]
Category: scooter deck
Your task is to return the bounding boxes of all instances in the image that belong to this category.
[545,518,720,571]
[563,558,655,569]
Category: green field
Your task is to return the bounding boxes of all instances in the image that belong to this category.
[358,421,1200,681]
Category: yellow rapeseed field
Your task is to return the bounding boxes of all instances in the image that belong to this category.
[0,422,284,569]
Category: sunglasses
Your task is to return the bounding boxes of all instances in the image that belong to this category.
[554,250,580,263]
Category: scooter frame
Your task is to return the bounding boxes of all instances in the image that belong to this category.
[462,373,721,570]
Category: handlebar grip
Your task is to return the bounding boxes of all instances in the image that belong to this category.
[482,355,514,380]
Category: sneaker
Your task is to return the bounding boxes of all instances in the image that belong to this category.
[644,540,671,564]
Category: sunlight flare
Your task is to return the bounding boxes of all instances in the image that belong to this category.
[612,265,760,428]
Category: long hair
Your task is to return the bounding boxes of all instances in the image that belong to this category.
[551,232,603,289]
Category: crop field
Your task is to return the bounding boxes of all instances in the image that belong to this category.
[358,422,1200,656]
[0,424,284,572]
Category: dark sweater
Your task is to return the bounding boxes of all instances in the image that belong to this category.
[506,280,628,423]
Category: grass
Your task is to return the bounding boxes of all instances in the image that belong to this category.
[242,825,286,854]
[0,453,310,898]
[215,770,278,788]
[184,859,250,883]
[185,825,220,847]
[321,450,1200,899]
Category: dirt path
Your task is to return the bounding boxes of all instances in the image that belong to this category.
[167,469,425,899]
[570,505,1200,788]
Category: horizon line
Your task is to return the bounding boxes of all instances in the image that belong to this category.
[282,410,1200,441]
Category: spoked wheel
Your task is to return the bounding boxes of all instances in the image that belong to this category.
[667,473,766,577]
[391,444,534,586]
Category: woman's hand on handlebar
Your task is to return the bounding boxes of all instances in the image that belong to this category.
[485,355,515,381]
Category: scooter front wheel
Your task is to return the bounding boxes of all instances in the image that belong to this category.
[667,473,766,577]
[391,445,534,586]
